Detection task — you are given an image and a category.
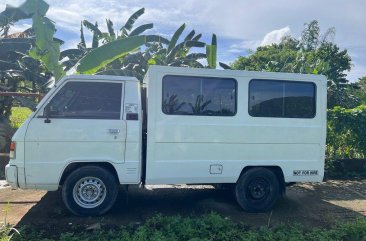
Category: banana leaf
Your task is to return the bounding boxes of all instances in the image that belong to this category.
[184,30,195,41]
[121,8,145,32]
[167,23,185,54]
[77,35,146,74]
[206,34,217,69]
[130,23,153,37]
[146,35,169,45]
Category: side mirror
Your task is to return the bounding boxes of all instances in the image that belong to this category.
[44,104,51,123]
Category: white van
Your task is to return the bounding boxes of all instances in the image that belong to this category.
[5,65,327,215]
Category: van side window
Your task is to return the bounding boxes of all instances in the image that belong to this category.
[249,79,316,118]
[162,75,237,116]
[47,82,122,119]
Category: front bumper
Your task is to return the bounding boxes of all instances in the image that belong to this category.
[5,164,18,189]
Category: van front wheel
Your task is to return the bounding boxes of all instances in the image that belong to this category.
[235,168,280,212]
[62,166,118,216]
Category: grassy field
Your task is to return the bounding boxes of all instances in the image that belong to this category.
[1,213,365,241]
[9,107,32,129]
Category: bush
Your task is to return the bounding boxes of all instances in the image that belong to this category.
[327,105,366,160]
[326,105,366,176]
[5,214,366,241]
[9,107,32,129]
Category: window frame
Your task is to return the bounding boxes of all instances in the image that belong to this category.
[248,79,317,119]
[40,80,124,120]
[161,75,238,117]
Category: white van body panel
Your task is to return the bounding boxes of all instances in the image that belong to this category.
[6,117,32,188]
[11,75,141,190]
[123,81,143,183]
[144,66,327,184]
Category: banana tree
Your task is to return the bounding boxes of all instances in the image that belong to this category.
[82,8,153,46]
[98,24,209,82]
[97,40,166,81]
[0,36,28,151]
[59,22,89,73]
[1,0,64,79]
[77,35,146,74]
[0,0,61,151]
[148,23,206,67]
[62,8,157,75]
[0,37,50,151]
[76,35,170,75]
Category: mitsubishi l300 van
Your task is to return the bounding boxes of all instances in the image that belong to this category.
[6,66,327,215]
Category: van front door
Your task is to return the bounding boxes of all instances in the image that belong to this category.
[24,80,126,189]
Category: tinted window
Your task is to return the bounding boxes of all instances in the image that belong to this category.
[47,82,122,119]
[249,79,315,118]
[162,75,236,116]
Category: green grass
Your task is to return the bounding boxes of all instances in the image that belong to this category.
[9,107,32,129]
[1,213,365,241]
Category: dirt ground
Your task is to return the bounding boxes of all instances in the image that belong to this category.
[0,179,365,232]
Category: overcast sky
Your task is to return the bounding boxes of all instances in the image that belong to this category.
[2,0,366,81]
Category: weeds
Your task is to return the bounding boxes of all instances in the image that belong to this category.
[5,213,366,241]
[1,203,20,241]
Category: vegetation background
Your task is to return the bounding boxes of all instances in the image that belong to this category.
[1,0,365,177]
[0,1,365,240]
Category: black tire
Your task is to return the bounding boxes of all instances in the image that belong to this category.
[234,167,280,212]
[62,166,118,216]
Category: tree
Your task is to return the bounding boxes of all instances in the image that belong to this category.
[0,0,64,80]
[99,24,207,82]
[231,20,355,108]
[83,8,153,45]
[64,10,218,81]
[231,40,299,72]
[347,76,366,105]
[62,8,170,77]
[0,0,61,150]
[358,76,366,104]
[300,20,320,51]
[0,0,63,79]
[61,8,155,73]
[147,24,206,67]
[358,76,366,92]
[76,35,149,74]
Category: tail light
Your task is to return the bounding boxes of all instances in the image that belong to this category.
[10,142,16,159]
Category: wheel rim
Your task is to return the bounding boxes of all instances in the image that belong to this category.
[73,177,107,209]
[247,177,270,200]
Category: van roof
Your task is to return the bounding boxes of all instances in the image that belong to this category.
[146,65,327,83]
[60,74,139,83]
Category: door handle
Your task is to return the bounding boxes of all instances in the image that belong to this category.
[108,129,120,134]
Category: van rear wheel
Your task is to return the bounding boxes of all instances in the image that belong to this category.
[235,168,280,212]
[62,166,118,216]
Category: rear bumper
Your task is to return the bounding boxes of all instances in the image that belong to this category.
[5,164,18,189]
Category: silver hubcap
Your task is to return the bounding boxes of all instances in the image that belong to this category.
[73,177,106,208]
